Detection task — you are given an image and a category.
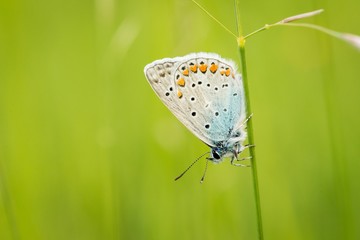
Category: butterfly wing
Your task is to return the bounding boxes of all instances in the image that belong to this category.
[144,53,246,147]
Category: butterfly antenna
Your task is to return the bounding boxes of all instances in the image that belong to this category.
[200,158,210,184]
[175,151,210,181]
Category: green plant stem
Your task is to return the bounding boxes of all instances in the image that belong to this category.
[244,22,345,41]
[0,160,19,240]
[243,26,269,39]
[238,37,264,240]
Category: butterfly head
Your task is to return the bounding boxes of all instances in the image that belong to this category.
[209,142,241,163]
[210,147,225,162]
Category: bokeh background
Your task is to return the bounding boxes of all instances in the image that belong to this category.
[1,0,360,239]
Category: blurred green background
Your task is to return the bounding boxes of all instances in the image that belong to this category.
[1,0,360,239]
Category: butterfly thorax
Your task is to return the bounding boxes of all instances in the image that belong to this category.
[209,130,245,163]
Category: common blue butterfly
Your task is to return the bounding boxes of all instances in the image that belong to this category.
[144,53,250,178]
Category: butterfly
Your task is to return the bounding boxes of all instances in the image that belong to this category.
[144,53,251,180]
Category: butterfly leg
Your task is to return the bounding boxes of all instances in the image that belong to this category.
[230,156,251,167]
[244,144,255,148]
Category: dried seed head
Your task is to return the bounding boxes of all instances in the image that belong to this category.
[341,33,360,51]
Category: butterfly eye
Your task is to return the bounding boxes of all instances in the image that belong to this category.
[212,149,221,160]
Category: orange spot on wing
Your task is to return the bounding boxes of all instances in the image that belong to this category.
[177,90,183,98]
[190,65,198,73]
[199,64,208,73]
[210,63,218,73]
[225,68,231,77]
[220,70,226,75]
[182,69,189,76]
[177,78,185,87]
